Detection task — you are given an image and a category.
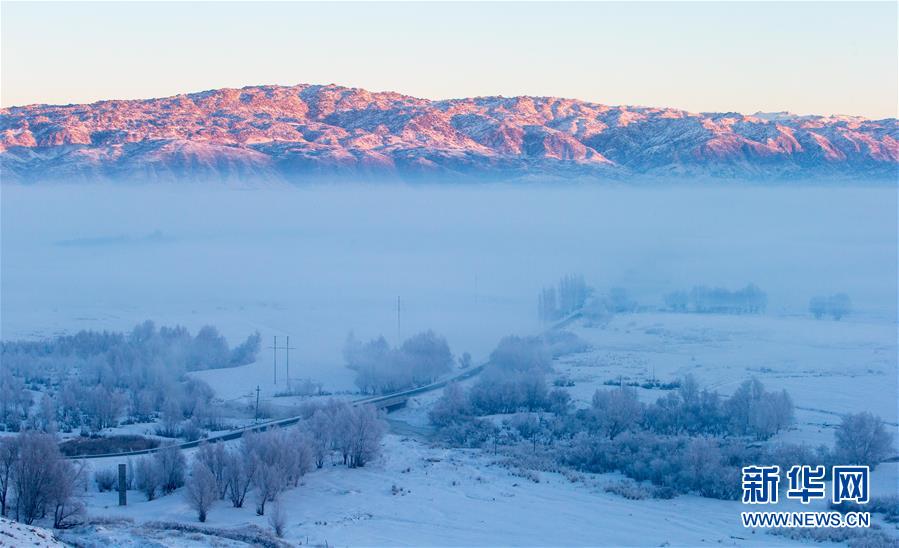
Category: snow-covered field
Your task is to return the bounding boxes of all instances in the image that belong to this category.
[66,308,899,546]
[558,313,898,444]
[79,433,899,547]
[2,184,897,545]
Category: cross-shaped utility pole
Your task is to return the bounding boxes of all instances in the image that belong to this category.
[267,335,296,388]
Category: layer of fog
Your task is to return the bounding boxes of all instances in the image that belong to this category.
[2,183,896,391]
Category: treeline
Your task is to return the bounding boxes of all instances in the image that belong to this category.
[809,293,852,320]
[433,370,793,447]
[432,372,892,501]
[538,274,645,326]
[0,321,261,435]
[664,284,767,314]
[538,274,590,322]
[432,333,587,421]
[344,330,454,394]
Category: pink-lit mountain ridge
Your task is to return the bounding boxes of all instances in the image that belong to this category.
[1,84,897,183]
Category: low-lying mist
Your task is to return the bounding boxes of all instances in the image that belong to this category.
[2,182,896,389]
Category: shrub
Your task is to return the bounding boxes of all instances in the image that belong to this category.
[94,468,117,492]
[604,479,651,500]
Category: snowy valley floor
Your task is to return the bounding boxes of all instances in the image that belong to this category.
[78,431,891,547]
[57,311,897,547]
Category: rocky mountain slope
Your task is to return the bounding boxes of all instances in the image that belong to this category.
[1,84,896,183]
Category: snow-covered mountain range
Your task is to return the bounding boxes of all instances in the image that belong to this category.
[1,84,896,183]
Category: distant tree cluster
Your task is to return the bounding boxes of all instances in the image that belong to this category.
[538,274,590,323]
[344,330,454,394]
[664,284,766,314]
[0,321,261,435]
[809,293,852,320]
[430,332,587,426]
[427,362,874,502]
[429,334,589,439]
[469,335,554,414]
[578,287,639,326]
[599,377,794,441]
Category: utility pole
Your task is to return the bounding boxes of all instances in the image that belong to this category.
[269,336,278,384]
[283,336,296,390]
[396,296,401,345]
[255,385,261,422]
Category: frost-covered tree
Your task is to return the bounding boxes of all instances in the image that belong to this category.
[154,444,186,495]
[725,379,793,440]
[347,405,386,468]
[135,457,160,501]
[538,286,558,322]
[558,274,589,316]
[195,442,230,499]
[49,459,85,528]
[0,371,30,430]
[489,336,551,374]
[345,331,454,394]
[253,463,281,516]
[664,291,689,312]
[306,409,334,469]
[428,383,471,427]
[835,412,894,469]
[185,461,217,522]
[590,387,643,439]
[224,444,256,508]
[268,501,287,538]
[11,432,80,527]
[230,331,262,366]
[400,331,454,386]
[0,438,16,516]
[1,322,258,436]
[810,293,852,320]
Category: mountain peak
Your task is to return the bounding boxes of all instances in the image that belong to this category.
[1,84,896,183]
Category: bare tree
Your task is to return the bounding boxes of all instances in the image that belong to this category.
[11,432,59,524]
[348,405,386,468]
[224,445,255,508]
[196,442,230,499]
[306,409,333,468]
[50,459,85,528]
[0,437,17,516]
[135,457,160,501]
[253,462,281,516]
[185,461,217,522]
[268,501,287,538]
[591,387,643,439]
[154,444,186,495]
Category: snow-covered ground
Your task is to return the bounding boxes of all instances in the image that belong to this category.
[81,433,891,547]
[557,313,898,445]
[0,518,65,547]
[70,309,899,546]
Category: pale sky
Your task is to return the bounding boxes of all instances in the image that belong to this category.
[1,1,897,118]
